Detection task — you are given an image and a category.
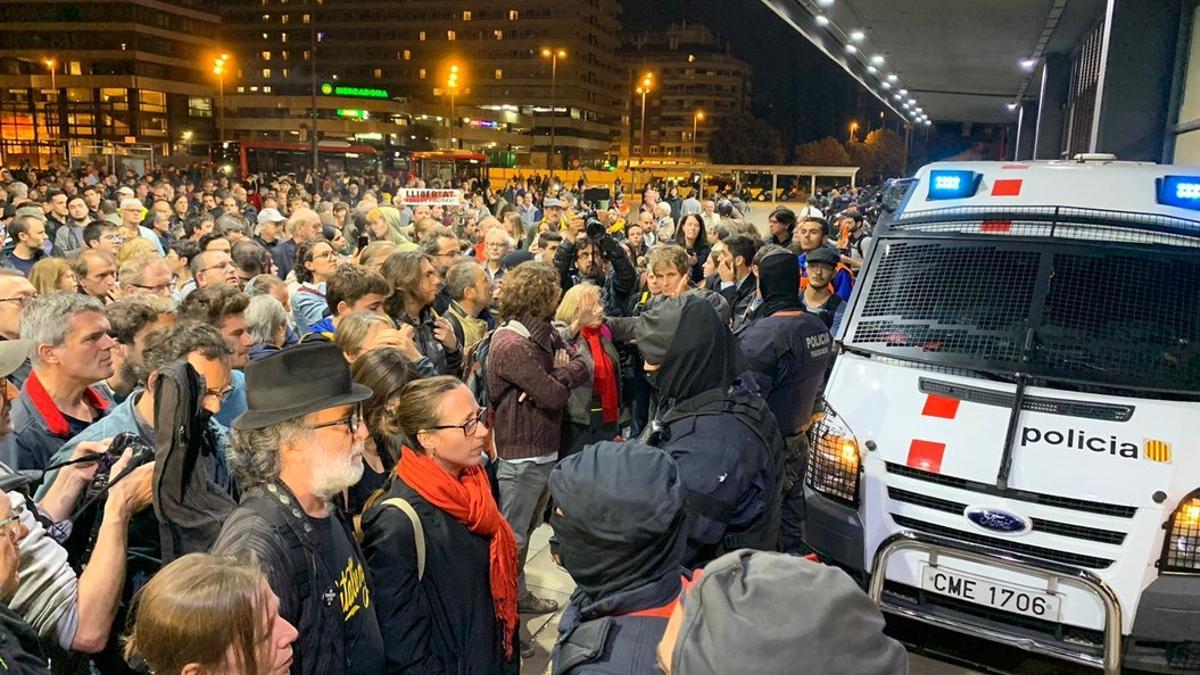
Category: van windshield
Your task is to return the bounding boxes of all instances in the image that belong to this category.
[845,229,1200,396]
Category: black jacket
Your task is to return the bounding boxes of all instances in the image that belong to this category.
[734,311,833,436]
[644,386,785,567]
[212,481,372,675]
[394,306,462,377]
[360,477,517,675]
[553,236,638,318]
[0,605,49,674]
[718,274,757,327]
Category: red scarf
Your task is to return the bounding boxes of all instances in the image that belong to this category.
[581,326,618,423]
[395,447,518,658]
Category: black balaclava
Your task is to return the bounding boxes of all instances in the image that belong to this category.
[550,441,687,603]
[756,251,805,318]
[635,295,743,405]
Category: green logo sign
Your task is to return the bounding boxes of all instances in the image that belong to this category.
[337,109,369,119]
[320,83,389,99]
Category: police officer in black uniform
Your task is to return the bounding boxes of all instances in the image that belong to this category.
[735,250,834,553]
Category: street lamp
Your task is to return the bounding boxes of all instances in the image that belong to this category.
[635,72,653,165]
[212,53,230,143]
[849,121,859,142]
[540,47,567,179]
[446,63,460,149]
[692,110,705,161]
[41,57,57,92]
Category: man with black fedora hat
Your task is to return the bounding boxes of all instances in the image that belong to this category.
[212,341,384,675]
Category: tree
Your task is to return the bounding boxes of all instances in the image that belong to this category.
[706,114,786,164]
[793,137,851,166]
[863,128,907,178]
[844,128,908,181]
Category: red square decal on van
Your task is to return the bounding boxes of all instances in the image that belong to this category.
[907,440,946,473]
[991,179,1023,196]
[921,394,960,419]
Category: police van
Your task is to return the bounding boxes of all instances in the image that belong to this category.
[805,157,1199,674]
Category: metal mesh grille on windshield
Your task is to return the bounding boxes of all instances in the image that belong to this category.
[853,242,1038,363]
[1039,253,1200,391]
[849,237,1200,393]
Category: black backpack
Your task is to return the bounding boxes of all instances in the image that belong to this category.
[643,383,786,556]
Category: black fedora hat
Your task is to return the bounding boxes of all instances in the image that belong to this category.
[234,341,373,430]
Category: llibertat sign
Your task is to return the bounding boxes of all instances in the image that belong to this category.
[396,188,463,206]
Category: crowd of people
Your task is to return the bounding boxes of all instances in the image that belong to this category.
[0,161,898,675]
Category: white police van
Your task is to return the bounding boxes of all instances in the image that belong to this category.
[805,157,1199,674]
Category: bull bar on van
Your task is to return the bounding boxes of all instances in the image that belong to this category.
[868,530,1123,675]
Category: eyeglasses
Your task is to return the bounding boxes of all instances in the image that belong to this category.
[130,282,172,295]
[307,408,362,436]
[311,250,334,261]
[200,261,234,273]
[0,295,34,307]
[203,385,235,403]
[0,514,20,540]
[424,407,488,437]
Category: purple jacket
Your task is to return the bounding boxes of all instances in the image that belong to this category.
[486,315,590,461]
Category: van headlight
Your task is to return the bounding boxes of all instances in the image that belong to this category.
[1161,492,1200,574]
[806,405,862,506]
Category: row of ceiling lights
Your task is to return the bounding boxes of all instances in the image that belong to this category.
[811,0,931,126]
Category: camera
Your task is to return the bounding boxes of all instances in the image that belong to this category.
[84,432,154,502]
[581,208,607,241]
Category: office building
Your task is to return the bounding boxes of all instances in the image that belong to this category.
[217,0,626,167]
[0,0,222,168]
[620,22,752,162]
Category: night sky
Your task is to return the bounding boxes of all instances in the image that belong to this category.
[619,0,895,149]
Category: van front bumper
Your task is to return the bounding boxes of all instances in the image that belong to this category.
[804,491,1200,673]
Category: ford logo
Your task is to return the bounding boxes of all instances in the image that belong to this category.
[963,506,1031,535]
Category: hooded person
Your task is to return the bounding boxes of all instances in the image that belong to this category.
[657,550,908,675]
[733,250,833,554]
[635,295,786,567]
[550,441,688,674]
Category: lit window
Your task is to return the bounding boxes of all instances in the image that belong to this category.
[262,32,269,38]
[688,54,695,63]
[262,68,271,78]
[302,13,310,23]
[262,13,270,21]
[262,51,272,60]
[281,50,289,60]
[508,9,519,20]
[281,14,289,24]
[419,68,426,79]
[282,68,289,78]
[447,30,456,41]
[495,69,503,79]
[263,86,272,92]
[493,30,503,40]
[462,10,471,20]
[68,61,81,75]
[403,49,411,60]
[419,31,426,41]
[281,32,288,42]
[374,68,382,79]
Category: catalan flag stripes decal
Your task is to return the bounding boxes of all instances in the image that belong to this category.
[1144,439,1172,464]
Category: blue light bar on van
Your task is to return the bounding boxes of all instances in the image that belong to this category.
[927,170,981,200]
[1157,175,1200,210]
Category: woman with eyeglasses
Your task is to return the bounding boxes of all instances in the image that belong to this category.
[360,376,520,674]
[289,239,337,335]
